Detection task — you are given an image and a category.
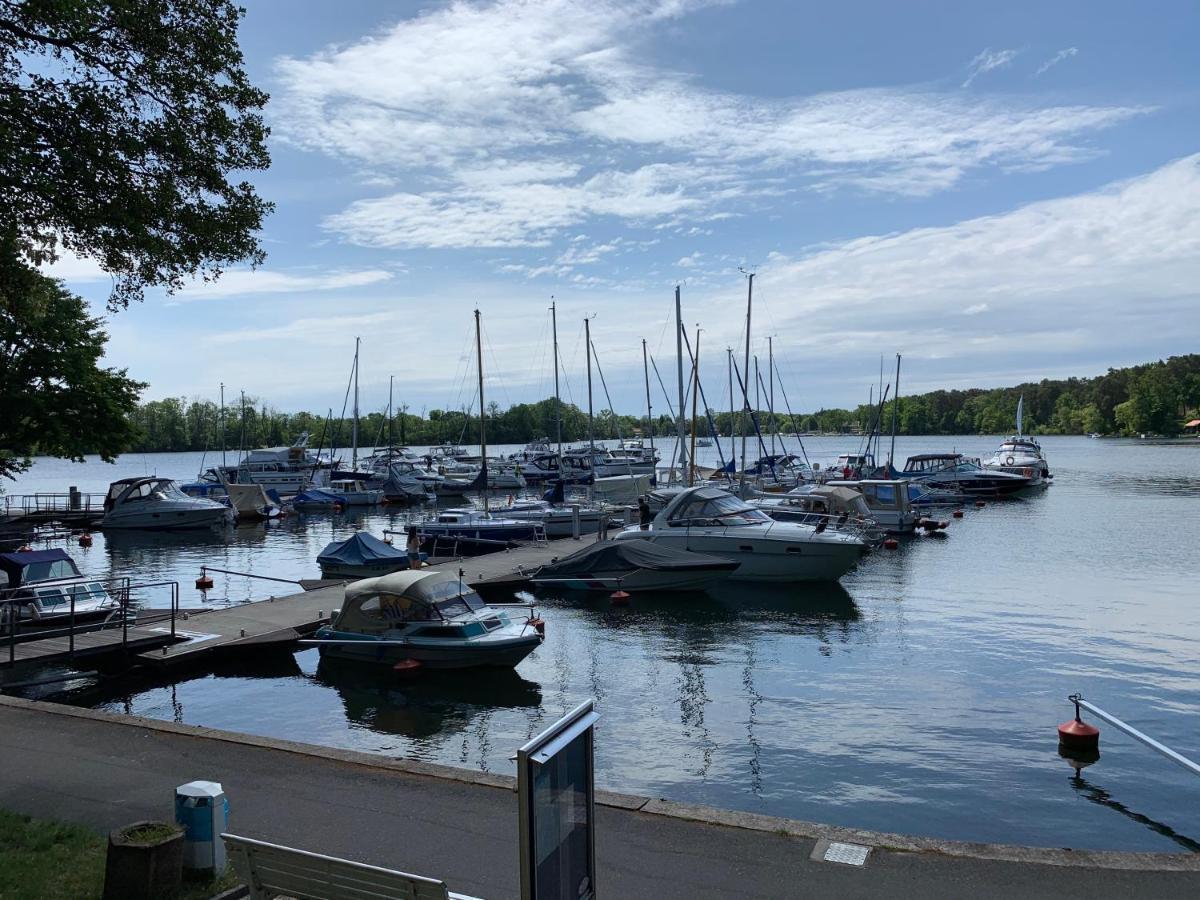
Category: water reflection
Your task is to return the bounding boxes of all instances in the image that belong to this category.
[312,657,542,741]
[1069,773,1200,853]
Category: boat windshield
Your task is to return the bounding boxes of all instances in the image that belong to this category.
[23,558,82,582]
[419,579,487,617]
[669,492,771,526]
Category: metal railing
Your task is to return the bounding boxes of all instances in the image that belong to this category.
[2,577,179,667]
[3,492,107,515]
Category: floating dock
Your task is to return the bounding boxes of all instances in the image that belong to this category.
[3,535,602,674]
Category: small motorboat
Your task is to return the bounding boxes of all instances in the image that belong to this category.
[896,454,1033,497]
[530,539,738,592]
[0,548,120,623]
[307,569,543,669]
[318,532,423,580]
[492,480,608,538]
[752,484,884,541]
[224,482,282,521]
[101,477,233,530]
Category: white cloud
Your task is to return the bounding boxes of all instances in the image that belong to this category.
[39,247,111,282]
[676,252,702,267]
[962,47,1022,88]
[272,2,1146,249]
[1035,47,1079,77]
[743,155,1200,360]
[175,268,395,300]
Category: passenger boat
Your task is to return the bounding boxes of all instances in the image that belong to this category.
[307,570,543,669]
[101,477,233,530]
[615,485,867,582]
[0,549,120,623]
[896,454,1032,497]
[530,539,738,592]
[318,532,421,579]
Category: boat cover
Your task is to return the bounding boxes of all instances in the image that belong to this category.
[0,549,77,586]
[318,532,407,568]
[535,540,737,577]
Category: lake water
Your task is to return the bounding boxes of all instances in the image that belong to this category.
[4,436,1200,852]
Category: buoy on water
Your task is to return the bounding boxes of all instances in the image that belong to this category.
[974,499,986,508]
[883,538,899,550]
[195,572,214,590]
[610,590,632,606]
[393,658,423,676]
[78,533,93,547]
[1058,694,1100,755]
[952,509,964,518]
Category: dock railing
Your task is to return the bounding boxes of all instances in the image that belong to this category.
[3,490,107,516]
[2,576,179,667]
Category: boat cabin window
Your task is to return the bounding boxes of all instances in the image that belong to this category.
[872,483,896,505]
[355,593,437,623]
[23,558,82,582]
[669,492,771,527]
[437,514,462,523]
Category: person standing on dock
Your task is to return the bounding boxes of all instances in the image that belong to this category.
[406,527,421,569]
[638,496,652,531]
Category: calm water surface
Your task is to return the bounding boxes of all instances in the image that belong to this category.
[4,436,1199,852]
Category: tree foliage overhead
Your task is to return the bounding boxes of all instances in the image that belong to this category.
[0,0,272,309]
[0,241,145,479]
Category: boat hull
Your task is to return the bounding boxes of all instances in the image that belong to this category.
[533,566,734,592]
[316,635,541,669]
[618,531,864,582]
[100,506,231,530]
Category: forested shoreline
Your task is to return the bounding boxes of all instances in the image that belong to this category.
[122,354,1200,454]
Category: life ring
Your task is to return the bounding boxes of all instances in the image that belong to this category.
[1005,456,1015,466]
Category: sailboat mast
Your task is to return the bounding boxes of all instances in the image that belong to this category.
[674,285,687,484]
[584,315,594,451]
[387,375,394,448]
[689,326,701,486]
[351,337,360,472]
[727,348,734,440]
[219,382,226,470]
[475,309,488,513]
[642,338,654,454]
[551,300,562,461]
[889,353,901,469]
[739,272,754,494]
[769,336,776,456]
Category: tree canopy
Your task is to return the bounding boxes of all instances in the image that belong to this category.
[0,243,145,479]
[0,0,272,309]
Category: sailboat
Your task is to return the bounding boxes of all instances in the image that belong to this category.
[983,394,1051,482]
[415,310,543,545]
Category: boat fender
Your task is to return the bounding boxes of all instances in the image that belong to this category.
[1005,456,1015,466]
[393,658,422,676]
[882,538,899,550]
[529,617,546,635]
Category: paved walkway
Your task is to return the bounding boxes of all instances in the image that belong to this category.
[0,698,1196,899]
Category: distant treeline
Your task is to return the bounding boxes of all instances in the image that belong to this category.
[125,354,1200,454]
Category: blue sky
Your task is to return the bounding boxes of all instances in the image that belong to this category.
[51,0,1200,417]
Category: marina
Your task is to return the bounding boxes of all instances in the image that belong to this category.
[2,435,1198,855]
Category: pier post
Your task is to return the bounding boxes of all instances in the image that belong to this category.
[571,504,581,540]
[69,486,81,510]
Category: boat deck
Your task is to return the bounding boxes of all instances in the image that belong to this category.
[431,534,606,594]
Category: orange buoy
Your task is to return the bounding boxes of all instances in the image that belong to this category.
[952,509,964,518]
[393,658,422,676]
[383,536,393,545]
[883,538,899,550]
[78,533,93,547]
[17,544,32,553]
[610,590,632,606]
[1058,716,1100,752]
[529,617,546,636]
[974,499,986,508]
[195,573,214,590]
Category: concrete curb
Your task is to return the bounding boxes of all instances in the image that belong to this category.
[2,695,1197,873]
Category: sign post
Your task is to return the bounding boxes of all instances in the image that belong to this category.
[517,700,599,900]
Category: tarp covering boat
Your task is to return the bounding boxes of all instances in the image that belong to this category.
[224,482,278,519]
[534,540,738,578]
[318,532,408,570]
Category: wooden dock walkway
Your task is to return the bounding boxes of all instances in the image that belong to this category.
[3,536,603,673]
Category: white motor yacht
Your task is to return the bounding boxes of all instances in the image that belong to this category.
[229,432,335,493]
[981,397,1050,483]
[101,477,233,530]
[615,485,867,582]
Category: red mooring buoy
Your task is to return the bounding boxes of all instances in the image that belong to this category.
[529,617,546,636]
[1058,694,1100,753]
[974,499,986,508]
[883,538,899,550]
[195,574,214,590]
[393,658,423,676]
[78,533,93,547]
[952,509,964,518]
[610,590,632,606]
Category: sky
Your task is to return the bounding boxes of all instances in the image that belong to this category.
[49,0,1200,418]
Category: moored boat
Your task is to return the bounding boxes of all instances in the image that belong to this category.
[101,477,233,530]
[318,532,421,579]
[307,570,543,669]
[0,549,121,623]
[530,539,738,592]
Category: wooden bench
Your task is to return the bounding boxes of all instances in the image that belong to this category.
[222,833,483,900]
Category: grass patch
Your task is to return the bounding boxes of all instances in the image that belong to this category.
[120,822,183,845]
[0,809,240,899]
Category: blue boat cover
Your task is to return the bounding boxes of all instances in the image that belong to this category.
[317,532,407,567]
[542,479,565,504]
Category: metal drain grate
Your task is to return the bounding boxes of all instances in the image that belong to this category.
[823,841,870,866]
